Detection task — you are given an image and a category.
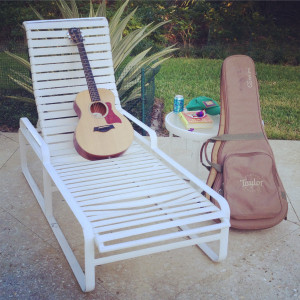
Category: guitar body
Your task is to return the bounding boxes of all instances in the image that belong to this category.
[73,88,134,160]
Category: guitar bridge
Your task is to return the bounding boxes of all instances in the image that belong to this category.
[94,125,115,132]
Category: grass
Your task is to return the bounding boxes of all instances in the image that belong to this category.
[156,58,300,140]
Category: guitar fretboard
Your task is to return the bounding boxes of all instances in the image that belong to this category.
[76,42,101,102]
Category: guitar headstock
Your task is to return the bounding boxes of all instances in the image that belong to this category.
[68,28,84,44]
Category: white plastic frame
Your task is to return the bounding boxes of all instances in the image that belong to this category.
[19,18,230,292]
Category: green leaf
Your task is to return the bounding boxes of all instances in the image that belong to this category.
[119,46,176,88]
[10,70,32,85]
[113,20,170,73]
[70,0,79,18]
[116,48,151,85]
[109,0,130,37]
[56,0,79,19]
[5,95,35,104]
[4,51,31,70]
[8,75,34,94]
[121,86,141,104]
[94,0,106,17]
[110,8,137,49]
[30,5,44,20]
[113,25,152,71]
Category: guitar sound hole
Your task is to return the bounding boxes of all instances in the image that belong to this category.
[90,102,108,118]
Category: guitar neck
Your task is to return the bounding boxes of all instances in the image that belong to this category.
[76,42,101,102]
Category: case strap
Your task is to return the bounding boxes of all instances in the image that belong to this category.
[210,132,265,142]
[200,140,222,172]
[200,132,265,172]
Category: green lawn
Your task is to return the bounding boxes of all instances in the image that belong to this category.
[156,58,300,140]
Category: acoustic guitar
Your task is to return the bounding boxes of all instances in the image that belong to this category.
[68,28,134,160]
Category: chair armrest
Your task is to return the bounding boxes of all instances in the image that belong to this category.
[19,117,94,235]
[120,109,158,149]
[19,117,50,163]
[153,147,230,219]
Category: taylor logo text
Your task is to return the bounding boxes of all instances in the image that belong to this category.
[240,174,264,192]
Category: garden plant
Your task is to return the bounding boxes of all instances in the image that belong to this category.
[5,0,176,104]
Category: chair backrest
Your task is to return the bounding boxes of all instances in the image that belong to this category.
[23,18,119,145]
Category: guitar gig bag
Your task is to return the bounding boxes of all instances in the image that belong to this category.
[200,55,288,229]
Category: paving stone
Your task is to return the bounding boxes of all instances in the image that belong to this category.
[1,133,299,298]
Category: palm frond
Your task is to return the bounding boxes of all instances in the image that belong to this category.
[109,0,130,37]
[92,0,106,18]
[5,95,35,104]
[10,70,32,85]
[138,45,177,69]
[112,20,170,73]
[118,74,142,99]
[121,86,141,104]
[110,8,137,48]
[30,5,44,20]
[113,24,153,71]
[118,47,176,103]
[116,48,151,85]
[8,75,34,94]
[117,46,176,93]
[70,0,79,17]
[5,51,31,70]
[56,0,79,19]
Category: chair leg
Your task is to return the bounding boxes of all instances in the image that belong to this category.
[198,227,229,262]
[19,130,96,292]
[42,168,96,292]
[84,232,96,292]
[49,220,95,292]
[40,170,96,291]
[217,227,229,261]
[19,131,45,212]
[43,167,53,219]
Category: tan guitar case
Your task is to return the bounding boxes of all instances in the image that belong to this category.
[201,55,288,229]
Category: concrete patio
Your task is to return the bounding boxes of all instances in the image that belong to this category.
[0,131,299,299]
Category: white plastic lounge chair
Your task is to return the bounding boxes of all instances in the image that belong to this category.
[20,17,230,292]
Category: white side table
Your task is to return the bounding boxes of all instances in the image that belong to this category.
[165,112,220,176]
